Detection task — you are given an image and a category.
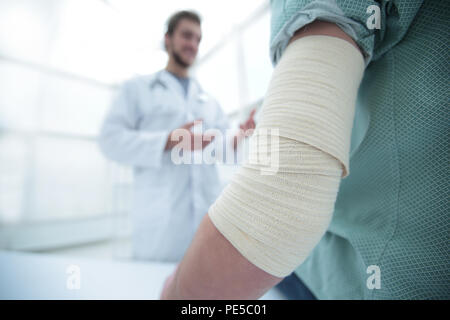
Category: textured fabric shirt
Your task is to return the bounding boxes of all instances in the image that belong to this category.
[167,71,190,98]
[270,0,449,299]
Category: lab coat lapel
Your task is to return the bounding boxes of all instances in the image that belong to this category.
[186,78,201,105]
[158,69,186,101]
[158,70,208,124]
[158,69,203,104]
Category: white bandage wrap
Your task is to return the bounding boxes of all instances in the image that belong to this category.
[208,35,365,277]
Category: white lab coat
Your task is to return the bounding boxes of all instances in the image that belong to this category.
[99,70,230,262]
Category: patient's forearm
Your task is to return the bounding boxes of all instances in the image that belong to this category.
[165,214,282,299]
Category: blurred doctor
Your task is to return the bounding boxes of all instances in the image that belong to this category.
[98,10,255,262]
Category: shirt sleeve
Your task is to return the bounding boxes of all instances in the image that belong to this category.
[98,78,169,168]
[270,0,424,66]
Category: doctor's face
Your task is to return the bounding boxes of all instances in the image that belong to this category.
[166,19,202,68]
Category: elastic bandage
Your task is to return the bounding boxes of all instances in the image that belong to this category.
[208,35,365,277]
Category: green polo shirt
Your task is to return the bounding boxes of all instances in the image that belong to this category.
[270,0,449,299]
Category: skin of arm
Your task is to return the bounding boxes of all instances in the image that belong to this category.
[160,20,363,300]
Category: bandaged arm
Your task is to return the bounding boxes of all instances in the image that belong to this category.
[208,35,364,277]
[161,22,365,299]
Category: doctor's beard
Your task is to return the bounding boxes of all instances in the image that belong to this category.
[173,50,191,68]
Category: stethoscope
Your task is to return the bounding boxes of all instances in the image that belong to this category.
[149,70,209,103]
[149,72,168,90]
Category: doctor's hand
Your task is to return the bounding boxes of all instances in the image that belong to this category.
[240,108,256,133]
[233,108,257,150]
[164,119,216,151]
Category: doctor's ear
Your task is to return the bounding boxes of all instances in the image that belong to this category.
[164,33,172,52]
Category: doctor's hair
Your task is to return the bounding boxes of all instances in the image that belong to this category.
[165,10,201,37]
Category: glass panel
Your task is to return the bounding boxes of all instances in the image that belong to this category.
[0,61,41,131]
[194,39,241,113]
[242,11,273,103]
[0,0,60,65]
[0,134,28,224]
[48,0,129,83]
[25,137,112,222]
[39,74,114,136]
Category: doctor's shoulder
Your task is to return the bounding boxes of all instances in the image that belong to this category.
[130,73,183,115]
[113,74,151,99]
[118,73,163,104]
[124,73,157,92]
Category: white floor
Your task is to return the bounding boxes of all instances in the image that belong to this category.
[29,238,286,300]
[43,237,133,261]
